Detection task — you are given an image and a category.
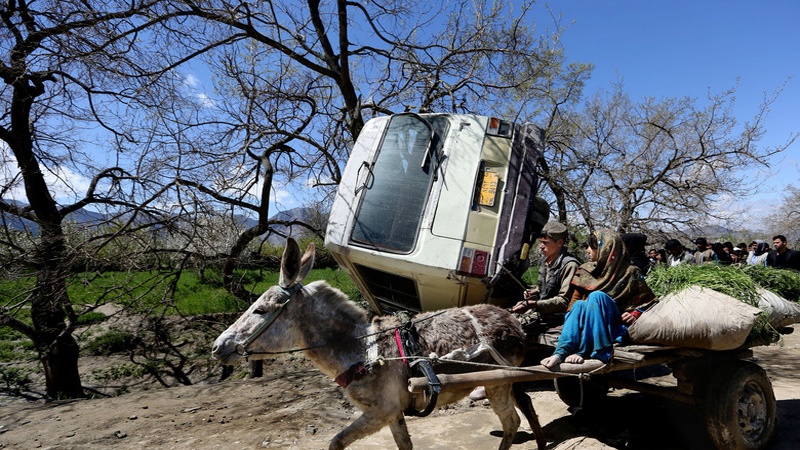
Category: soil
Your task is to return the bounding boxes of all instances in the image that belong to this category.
[2,324,800,450]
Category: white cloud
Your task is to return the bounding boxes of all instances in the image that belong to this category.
[194,92,217,108]
[0,147,93,205]
[180,71,216,108]
[271,185,294,206]
[183,73,201,89]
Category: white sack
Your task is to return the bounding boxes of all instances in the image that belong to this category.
[627,285,761,350]
[757,287,800,328]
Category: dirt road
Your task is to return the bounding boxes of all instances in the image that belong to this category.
[1,327,799,450]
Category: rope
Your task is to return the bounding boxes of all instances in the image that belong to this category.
[496,262,530,290]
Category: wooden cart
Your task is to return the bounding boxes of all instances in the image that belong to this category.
[408,341,777,450]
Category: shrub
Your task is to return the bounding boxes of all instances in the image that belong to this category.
[0,366,32,391]
[84,330,137,355]
[90,363,148,382]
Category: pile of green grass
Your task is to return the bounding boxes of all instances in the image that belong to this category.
[645,264,800,346]
[740,265,800,301]
[646,264,760,305]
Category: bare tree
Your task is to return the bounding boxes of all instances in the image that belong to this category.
[0,0,575,394]
[0,0,211,398]
[146,0,571,297]
[764,185,800,246]
[536,82,797,238]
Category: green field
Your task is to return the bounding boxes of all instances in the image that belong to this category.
[64,267,363,315]
[1,267,361,331]
[0,267,362,365]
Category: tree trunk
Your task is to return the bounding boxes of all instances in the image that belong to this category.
[222,154,273,301]
[30,255,84,399]
[11,80,84,399]
[221,155,274,378]
[38,332,83,399]
[31,226,83,398]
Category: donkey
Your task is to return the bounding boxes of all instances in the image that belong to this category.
[212,238,546,450]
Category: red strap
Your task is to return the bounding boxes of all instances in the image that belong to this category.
[395,329,408,366]
[334,363,369,388]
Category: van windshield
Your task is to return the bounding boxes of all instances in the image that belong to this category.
[350,114,444,252]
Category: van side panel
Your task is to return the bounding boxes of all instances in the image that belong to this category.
[431,116,487,242]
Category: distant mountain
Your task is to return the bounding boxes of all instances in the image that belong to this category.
[68,208,107,226]
[0,202,116,235]
[263,206,321,244]
[0,202,326,245]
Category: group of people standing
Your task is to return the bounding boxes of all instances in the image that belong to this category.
[654,235,800,271]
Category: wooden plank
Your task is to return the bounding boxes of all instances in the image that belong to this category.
[408,360,605,393]
[408,349,705,393]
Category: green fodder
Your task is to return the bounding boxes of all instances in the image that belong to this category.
[741,265,800,301]
[646,264,760,306]
[645,264,778,346]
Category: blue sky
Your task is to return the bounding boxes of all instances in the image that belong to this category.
[545,0,799,216]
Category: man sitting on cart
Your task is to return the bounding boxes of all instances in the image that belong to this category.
[470,221,580,402]
[510,221,579,337]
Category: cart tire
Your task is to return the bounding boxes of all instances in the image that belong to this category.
[554,376,608,409]
[703,361,776,450]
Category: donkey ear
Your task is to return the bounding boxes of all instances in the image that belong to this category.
[279,237,301,288]
[296,242,316,283]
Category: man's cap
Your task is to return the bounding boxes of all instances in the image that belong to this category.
[540,221,568,241]
[694,237,708,245]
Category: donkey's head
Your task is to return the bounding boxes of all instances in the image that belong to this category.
[211,237,315,365]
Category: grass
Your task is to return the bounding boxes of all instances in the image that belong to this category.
[0,366,32,391]
[0,339,33,362]
[1,266,362,322]
[76,311,107,325]
[90,363,150,382]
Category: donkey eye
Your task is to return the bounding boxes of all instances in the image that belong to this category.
[253,307,268,315]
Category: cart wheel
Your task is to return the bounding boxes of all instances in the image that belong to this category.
[554,376,608,410]
[703,361,776,450]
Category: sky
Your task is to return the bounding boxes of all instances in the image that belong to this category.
[4,1,796,223]
[543,0,799,219]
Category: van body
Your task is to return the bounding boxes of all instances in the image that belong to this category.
[325,113,547,313]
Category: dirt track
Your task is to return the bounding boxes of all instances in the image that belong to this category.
[1,326,799,450]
